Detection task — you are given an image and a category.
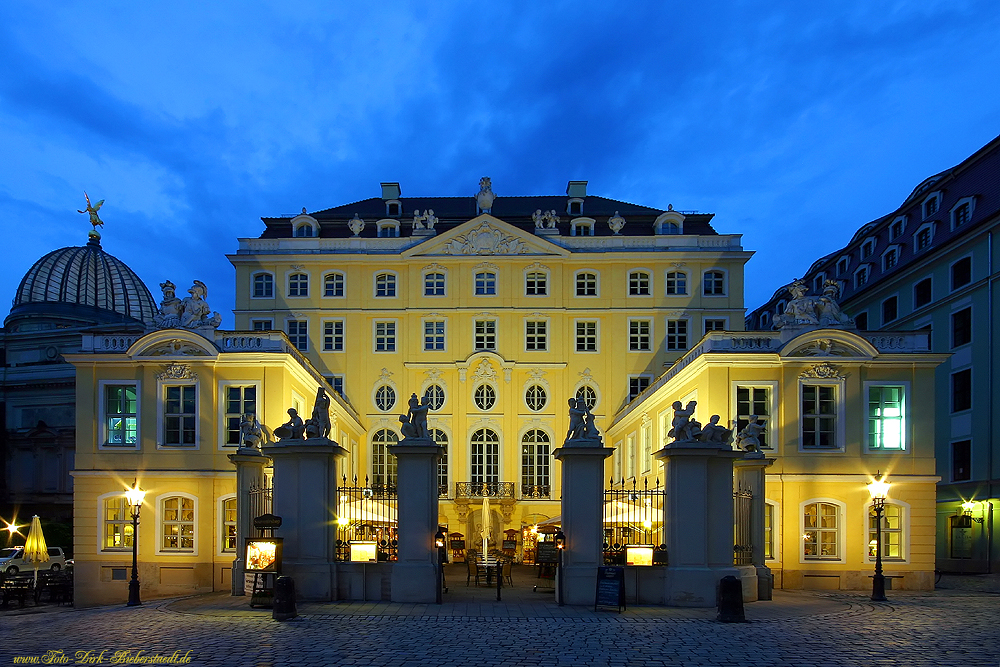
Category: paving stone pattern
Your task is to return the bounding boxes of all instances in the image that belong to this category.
[1,570,998,667]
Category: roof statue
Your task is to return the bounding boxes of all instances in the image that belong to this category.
[608,211,626,235]
[772,279,854,330]
[154,280,223,330]
[78,192,105,241]
[476,177,496,213]
[348,213,365,236]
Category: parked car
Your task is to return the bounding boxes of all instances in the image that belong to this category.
[0,547,67,574]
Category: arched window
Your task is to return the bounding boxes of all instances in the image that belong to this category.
[424,384,445,410]
[160,495,195,552]
[222,497,237,552]
[665,272,687,295]
[252,273,274,298]
[101,495,133,551]
[576,385,597,410]
[375,273,396,298]
[576,272,598,296]
[293,223,314,237]
[471,428,499,486]
[431,428,449,497]
[703,270,726,296]
[288,273,309,297]
[868,502,905,561]
[375,385,396,412]
[803,501,841,560]
[628,271,651,296]
[521,430,550,498]
[424,272,446,296]
[372,429,398,487]
[475,272,497,295]
[525,385,547,412]
[324,272,345,298]
[474,384,496,411]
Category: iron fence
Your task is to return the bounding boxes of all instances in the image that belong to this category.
[454,482,515,499]
[248,477,273,538]
[733,482,754,566]
[603,477,667,565]
[335,475,398,562]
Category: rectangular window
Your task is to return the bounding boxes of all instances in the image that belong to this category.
[628,376,651,401]
[641,424,652,473]
[952,307,971,347]
[224,385,257,446]
[375,274,396,298]
[951,369,971,412]
[223,498,237,552]
[881,296,897,325]
[525,320,547,351]
[424,320,445,351]
[704,319,726,333]
[883,249,897,271]
[576,273,598,296]
[953,202,970,228]
[575,321,598,352]
[801,384,837,449]
[951,257,971,290]
[163,385,196,446]
[868,504,903,560]
[474,320,497,350]
[424,272,445,296]
[867,385,904,450]
[916,228,932,250]
[736,386,771,450]
[324,273,345,297]
[764,504,774,560]
[629,271,650,296]
[855,267,868,288]
[803,502,839,559]
[325,375,345,398]
[252,273,274,298]
[161,496,195,551]
[525,272,547,296]
[703,271,725,295]
[913,278,932,308]
[103,497,133,550]
[854,311,868,331]
[666,319,687,350]
[665,272,687,295]
[952,440,971,482]
[629,320,652,351]
[889,220,903,239]
[251,319,272,331]
[475,272,497,295]
[105,384,137,446]
[323,320,345,352]
[861,240,874,259]
[288,273,308,297]
[836,258,849,275]
[286,320,308,351]
[375,321,396,352]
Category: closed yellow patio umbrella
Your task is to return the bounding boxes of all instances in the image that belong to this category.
[23,515,49,583]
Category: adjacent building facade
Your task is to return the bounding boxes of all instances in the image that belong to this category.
[748,134,1000,573]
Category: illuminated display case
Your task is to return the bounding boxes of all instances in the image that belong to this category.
[625,544,653,566]
[245,538,283,572]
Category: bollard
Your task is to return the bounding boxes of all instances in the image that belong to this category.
[717,575,745,623]
[272,576,297,621]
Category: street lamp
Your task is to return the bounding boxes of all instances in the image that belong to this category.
[554,530,566,607]
[867,472,890,602]
[124,480,146,607]
[435,527,446,604]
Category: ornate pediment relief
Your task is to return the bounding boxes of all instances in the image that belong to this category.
[405,215,567,257]
[156,363,197,381]
[788,339,864,358]
[799,363,848,380]
[143,339,211,357]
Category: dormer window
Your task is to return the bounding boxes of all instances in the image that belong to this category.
[568,200,583,215]
[571,219,594,236]
[387,201,401,217]
[889,216,906,240]
[882,246,899,271]
[950,196,975,230]
[836,257,850,276]
[922,192,942,219]
[914,225,933,251]
[662,222,680,234]
[861,238,876,259]
[654,209,685,235]
[294,223,314,237]
[377,220,400,238]
[775,300,786,316]
[855,265,870,288]
[813,273,826,294]
[289,213,319,238]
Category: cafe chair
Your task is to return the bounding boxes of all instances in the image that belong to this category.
[466,557,480,586]
[502,560,513,587]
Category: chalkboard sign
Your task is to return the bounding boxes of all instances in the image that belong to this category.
[502,540,517,550]
[450,539,466,550]
[595,566,625,612]
[536,542,560,564]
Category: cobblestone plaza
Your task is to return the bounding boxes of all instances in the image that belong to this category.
[2,572,998,667]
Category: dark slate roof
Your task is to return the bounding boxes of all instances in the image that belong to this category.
[259,195,718,238]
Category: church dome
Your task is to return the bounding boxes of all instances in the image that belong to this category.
[7,235,157,327]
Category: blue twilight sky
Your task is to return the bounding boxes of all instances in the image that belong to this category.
[2,1,999,327]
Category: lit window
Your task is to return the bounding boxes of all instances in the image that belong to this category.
[161,496,195,551]
[424,384,445,410]
[868,385,904,450]
[372,429,398,487]
[736,386,771,450]
[375,273,396,298]
[105,384,137,446]
[525,385,547,412]
[375,385,396,412]
[288,273,309,297]
[252,273,274,298]
[666,319,687,350]
[628,376,650,401]
[471,428,500,486]
[224,385,257,446]
[764,503,774,560]
[525,271,547,296]
[323,320,345,352]
[521,430,550,497]
[868,503,903,560]
[629,320,652,351]
[802,385,837,449]
[222,498,237,552]
[665,272,687,295]
[525,320,547,351]
[324,273,345,298]
[103,496,133,550]
[375,321,396,352]
[286,320,308,351]
[474,384,496,411]
[628,271,651,296]
[475,272,497,296]
[424,272,445,296]
[703,271,725,296]
[163,385,196,446]
[424,320,445,351]
[575,321,598,352]
[576,385,597,410]
[576,272,598,296]
[803,502,839,559]
[474,320,497,351]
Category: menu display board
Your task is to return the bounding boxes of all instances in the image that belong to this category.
[594,566,625,612]
[535,542,560,564]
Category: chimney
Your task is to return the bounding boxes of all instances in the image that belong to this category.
[566,181,587,198]
[381,182,401,200]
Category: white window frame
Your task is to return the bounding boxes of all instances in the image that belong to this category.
[286,270,310,298]
[665,318,689,351]
[731,381,779,452]
[218,494,237,556]
[524,269,549,297]
[422,318,447,352]
[702,269,727,296]
[250,318,273,331]
[423,270,447,297]
[285,318,309,352]
[703,317,728,334]
[798,379,846,452]
[373,319,398,353]
[863,381,909,452]
[665,271,688,296]
[628,374,653,402]
[98,491,136,554]
[472,382,498,412]
[469,427,502,486]
[251,272,275,299]
[575,384,599,411]
[800,498,846,563]
[574,270,600,297]
[950,196,975,230]
[524,384,548,412]
[155,492,198,556]
[628,318,653,352]
[570,217,595,236]
[158,379,200,449]
[474,271,498,296]
[836,256,850,276]
[98,380,141,450]
[322,318,346,353]
[374,272,398,299]
[626,434,636,479]
[881,245,900,272]
[474,318,498,351]
[860,238,876,260]
[912,221,935,253]
[812,273,826,295]
[922,191,942,220]
[888,215,907,240]
[218,380,262,450]
[764,500,780,562]
[376,220,400,237]
[574,319,599,353]
[520,429,552,495]
[323,271,346,298]
[863,499,910,563]
[524,318,549,352]
[881,294,899,325]
[293,221,316,237]
[423,383,446,411]
[373,384,397,412]
[628,269,652,297]
[371,428,399,487]
[854,264,871,288]
[641,420,652,473]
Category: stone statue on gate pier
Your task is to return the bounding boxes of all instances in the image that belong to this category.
[565,397,602,445]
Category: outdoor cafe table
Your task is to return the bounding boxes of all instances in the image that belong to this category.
[477,557,499,586]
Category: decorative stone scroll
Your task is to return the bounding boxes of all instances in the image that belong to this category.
[441,221,531,255]
[799,362,848,380]
[156,363,196,381]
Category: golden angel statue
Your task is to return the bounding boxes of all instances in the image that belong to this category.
[78,192,105,229]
